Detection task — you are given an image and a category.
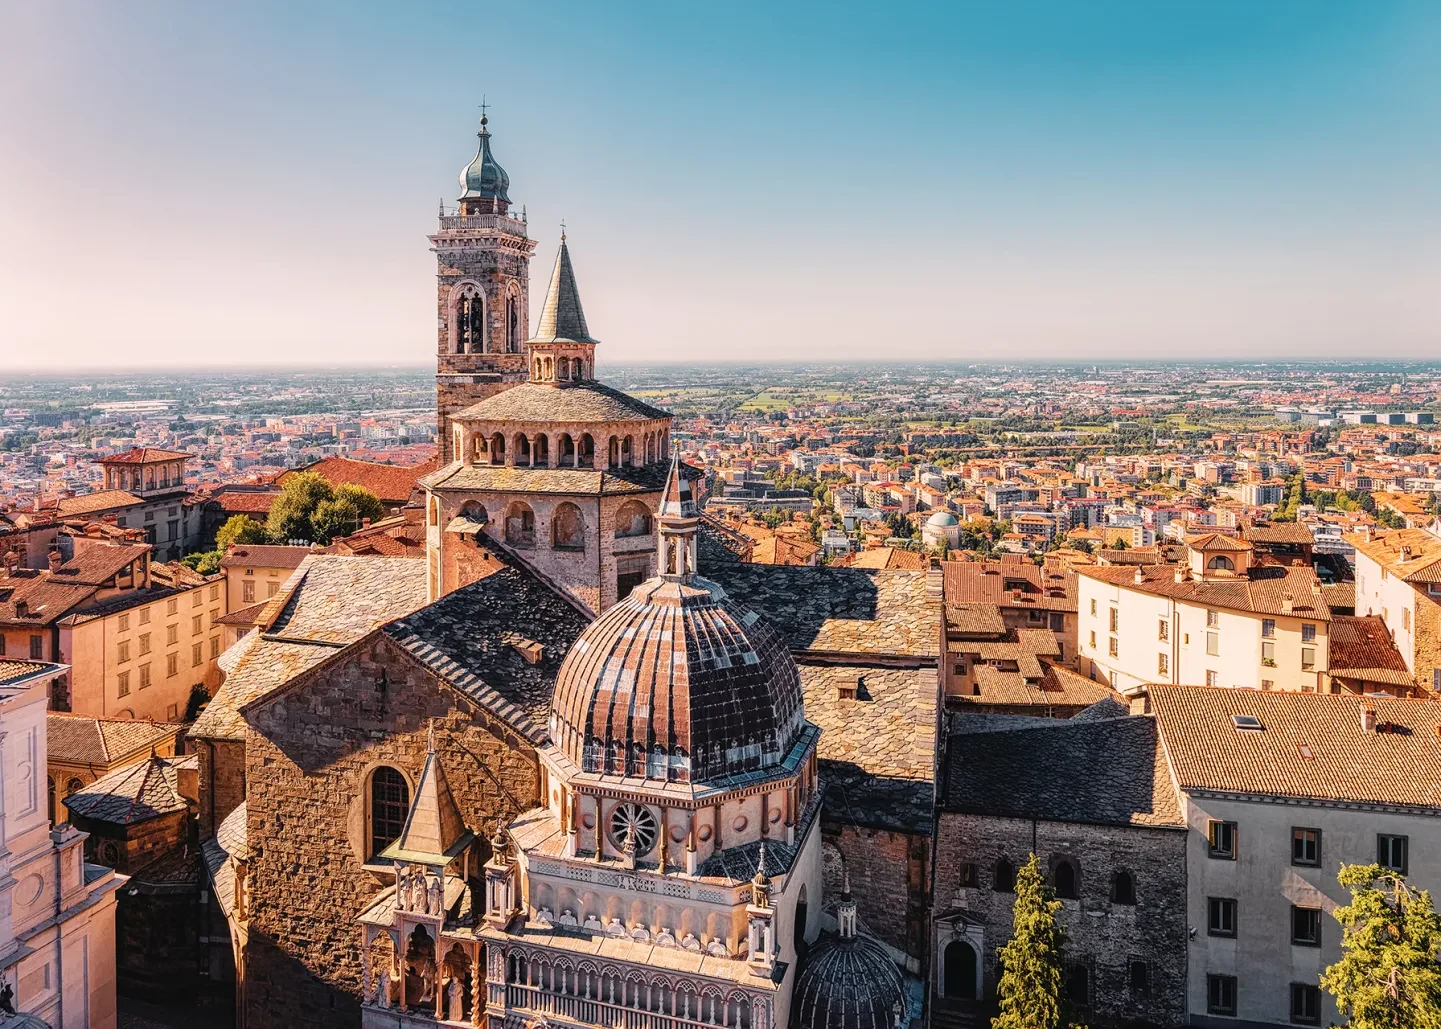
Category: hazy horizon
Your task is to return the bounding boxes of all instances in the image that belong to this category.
[4,1,1440,370]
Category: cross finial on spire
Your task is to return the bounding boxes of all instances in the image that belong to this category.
[478,95,489,126]
[560,219,567,242]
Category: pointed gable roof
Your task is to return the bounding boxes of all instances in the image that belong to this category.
[529,237,596,344]
[380,725,474,866]
[658,451,697,520]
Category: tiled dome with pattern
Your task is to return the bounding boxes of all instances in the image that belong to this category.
[547,574,806,785]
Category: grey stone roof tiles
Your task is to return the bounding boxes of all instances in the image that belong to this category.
[63,754,196,826]
[455,381,668,425]
[424,459,688,498]
[530,239,595,344]
[946,711,1184,828]
[703,566,940,660]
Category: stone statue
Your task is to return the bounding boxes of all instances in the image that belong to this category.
[410,873,427,913]
[396,869,410,911]
[448,977,465,1020]
[428,874,443,916]
[376,968,391,1009]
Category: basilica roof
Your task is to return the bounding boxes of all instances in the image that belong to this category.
[791,922,908,1029]
[529,237,596,345]
[453,380,669,425]
[549,574,806,784]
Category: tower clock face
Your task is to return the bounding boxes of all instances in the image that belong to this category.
[607,803,658,855]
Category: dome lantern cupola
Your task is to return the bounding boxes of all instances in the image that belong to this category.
[790,875,908,1029]
[458,114,512,214]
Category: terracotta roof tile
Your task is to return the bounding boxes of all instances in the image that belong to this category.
[1149,684,1441,808]
[1081,563,1331,621]
[279,454,440,505]
[1313,615,1411,686]
[56,490,144,516]
[46,713,183,765]
[97,447,191,465]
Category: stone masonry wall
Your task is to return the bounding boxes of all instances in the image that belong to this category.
[823,822,930,964]
[197,738,246,838]
[242,632,540,1029]
[932,812,1189,1028]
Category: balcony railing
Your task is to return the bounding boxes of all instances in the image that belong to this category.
[436,214,528,235]
[504,983,752,1029]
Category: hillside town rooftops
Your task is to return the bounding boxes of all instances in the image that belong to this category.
[1081,562,1331,621]
[46,713,184,765]
[1345,527,1441,584]
[55,490,144,517]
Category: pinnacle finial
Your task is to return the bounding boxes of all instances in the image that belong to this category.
[560,219,567,242]
[427,718,436,755]
[478,95,490,128]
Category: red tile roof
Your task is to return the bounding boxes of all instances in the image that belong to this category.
[278,454,439,505]
[96,447,191,465]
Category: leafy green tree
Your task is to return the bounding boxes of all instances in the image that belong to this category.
[1112,537,1129,551]
[1322,863,1441,1029]
[993,854,1066,1029]
[264,472,334,544]
[181,550,222,575]
[215,514,269,552]
[310,483,385,544]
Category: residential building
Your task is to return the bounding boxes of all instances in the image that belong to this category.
[46,713,183,823]
[94,447,200,560]
[57,560,227,722]
[942,556,1078,664]
[219,544,310,609]
[1078,534,1330,694]
[1347,527,1441,691]
[1148,686,1441,1029]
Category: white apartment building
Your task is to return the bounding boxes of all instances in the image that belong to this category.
[1149,686,1441,1029]
[0,660,124,1028]
[1347,527,1441,690]
[1078,534,1330,694]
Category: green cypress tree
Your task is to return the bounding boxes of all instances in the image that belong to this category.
[1321,863,1441,1029]
[993,854,1065,1029]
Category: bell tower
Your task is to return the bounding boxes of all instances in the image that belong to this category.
[431,113,537,463]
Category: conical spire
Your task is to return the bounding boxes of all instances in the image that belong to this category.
[380,722,473,865]
[658,448,697,520]
[530,236,596,344]
[657,448,700,581]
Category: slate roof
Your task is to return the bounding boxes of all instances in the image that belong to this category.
[202,801,247,919]
[0,661,59,688]
[1081,563,1331,621]
[945,710,1184,828]
[530,237,596,344]
[381,550,592,743]
[56,490,143,516]
[422,458,687,498]
[1149,685,1441,809]
[455,380,670,426]
[945,603,1008,636]
[46,713,183,765]
[1327,615,1413,686]
[703,566,940,660]
[191,556,429,740]
[63,754,196,825]
[800,663,937,834]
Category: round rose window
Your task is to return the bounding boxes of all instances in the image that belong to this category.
[607,803,658,855]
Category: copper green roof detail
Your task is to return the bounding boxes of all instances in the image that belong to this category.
[529,238,596,344]
[458,117,511,202]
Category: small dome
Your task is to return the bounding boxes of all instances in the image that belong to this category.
[549,576,805,784]
[926,511,959,527]
[791,932,907,1029]
[459,119,511,202]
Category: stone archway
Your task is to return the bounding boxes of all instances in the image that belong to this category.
[943,939,979,1000]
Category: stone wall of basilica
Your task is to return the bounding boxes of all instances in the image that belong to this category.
[241,632,541,1029]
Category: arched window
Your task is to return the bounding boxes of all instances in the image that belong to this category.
[615,501,652,539]
[66,777,84,797]
[578,434,595,468]
[505,503,536,547]
[559,433,576,466]
[1065,965,1089,1007]
[369,766,409,859]
[455,286,485,354]
[1207,554,1234,572]
[489,432,506,466]
[992,858,1015,893]
[515,434,532,466]
[621,435,634,467]
[1054,859,1079,900]
[507,295,520,353]
[552,503,586,551]
[1111,870,1136,905]
[458,501,487,528]
[533,434,550,467]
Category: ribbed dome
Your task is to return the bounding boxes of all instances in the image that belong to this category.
[791,933,907,1029]
[459,119,511,202]
[548,575,805,784]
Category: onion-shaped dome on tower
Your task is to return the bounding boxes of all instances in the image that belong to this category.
[791,881,908,1029]
[459,116,511,202]
[548,454,806,784]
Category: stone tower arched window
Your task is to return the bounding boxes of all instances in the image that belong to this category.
[507,294,520,353]
[368,766,410,859]
[454,285,486,355]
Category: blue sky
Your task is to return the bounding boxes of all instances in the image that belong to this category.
[2,1,1438,368]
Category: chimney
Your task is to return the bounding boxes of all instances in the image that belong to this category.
[1133,566,1145,586]
[1281,594,1294,614]
[1360,705,1377,733]
[176,761,199,805]
[1311,581,1322,597]
[1174,564,1189,584]
[361,517,371,529]
[47,549,62,572]
[14,601,27,618]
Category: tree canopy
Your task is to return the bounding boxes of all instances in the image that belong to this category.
[993,854,1066,1029]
